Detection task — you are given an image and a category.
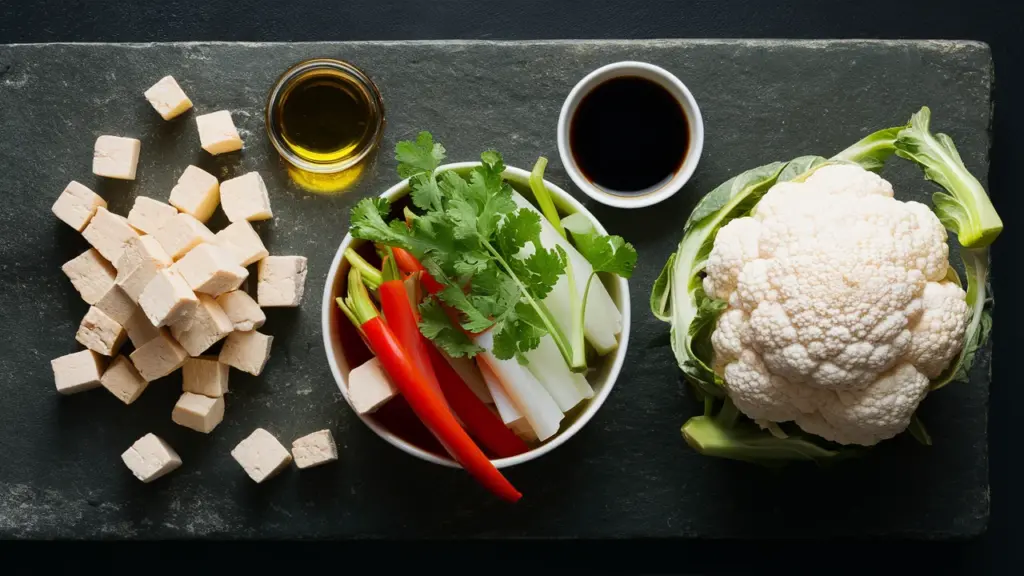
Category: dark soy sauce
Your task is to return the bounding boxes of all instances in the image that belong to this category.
[570,76,689,194]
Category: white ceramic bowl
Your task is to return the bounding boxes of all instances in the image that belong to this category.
[321,162,631,469]
[557,61,705,209]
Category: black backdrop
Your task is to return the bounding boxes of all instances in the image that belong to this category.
[1,0,1020,572]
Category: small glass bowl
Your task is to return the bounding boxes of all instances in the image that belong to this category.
[265,58,386,174]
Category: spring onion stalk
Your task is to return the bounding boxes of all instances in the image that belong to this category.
[529,157,567,239]
[344,248,383,290]
[476,330,563,441]
[524,335,589,411]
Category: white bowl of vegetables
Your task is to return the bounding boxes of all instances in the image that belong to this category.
[321,133,635,501]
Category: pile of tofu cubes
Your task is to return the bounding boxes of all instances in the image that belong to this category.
[49,75,337,484]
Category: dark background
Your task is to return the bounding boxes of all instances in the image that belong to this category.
[1,0,1019,572]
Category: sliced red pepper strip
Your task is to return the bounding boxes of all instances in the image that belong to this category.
[380,278,445,401]
[391,246,445,294]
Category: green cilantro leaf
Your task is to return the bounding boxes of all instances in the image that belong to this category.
[510,246,565,300]
[491,302,546,361]
[418,299,482,358]
[438,285,494,333]
[453,250,490,276]
[396,132,445,178]
[496,208,542,257]
[572,232,638,278]
[410,173,443,212]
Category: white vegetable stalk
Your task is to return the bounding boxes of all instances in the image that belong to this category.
[524,335,592,411]
[476,330,563,441]
[442,352,493,404]
[478,358,523,425]
[512,192,622,355]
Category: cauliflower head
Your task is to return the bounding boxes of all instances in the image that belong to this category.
[704,164,969,446]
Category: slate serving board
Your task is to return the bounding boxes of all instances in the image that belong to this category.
[0,40,993,539]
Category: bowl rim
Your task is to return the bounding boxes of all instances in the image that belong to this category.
[320,161,632,469]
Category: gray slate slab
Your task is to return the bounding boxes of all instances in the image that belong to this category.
[0,40,993,539]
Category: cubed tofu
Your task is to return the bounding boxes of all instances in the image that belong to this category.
[215,290,265,331]
[214,220,268,266]
[231,428,292,483]
[121,433,182,483]
[115,236,174,301]
[93,135,142,180]
[171,392,225,433]
[257,256,307,307]
[130,329,188,381]
[152,213,216,261]
[76,306,126,356]
[174,243,248,296]
[94,284,136,325]
[220,172,272,222]
[100,355,149,405]
[143,76,193,120]
[123,306,161,347]
[62,248,116,305]
[82,207,141,265]
[219,330,273,376]
[291,430,338,469]
[168,165,220,222]
[127,196,178,235]
[139,269,198,327]
[195,110,242,155]
[347,357,399,414]
[51,350,106,395]
[170,294,234,356]
[182,356,229,397]
[52,181,107,232]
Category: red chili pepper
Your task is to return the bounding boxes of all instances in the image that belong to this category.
[391,246,445,294]
[379,278,445,401]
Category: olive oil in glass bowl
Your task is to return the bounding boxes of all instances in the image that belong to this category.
[266,59,385,174]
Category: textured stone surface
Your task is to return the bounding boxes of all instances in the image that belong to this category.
[0,40,993,539]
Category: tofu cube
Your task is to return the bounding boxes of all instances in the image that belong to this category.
[169,165,220,222]
[220,172,272,222]
[196,110,242,155]
[93,135,142,180]
[291,430,338,469]
[121,433,182,483]
[52,181,107,232]
[219,331,273,376]
[76,306,127,356]
[115,235,173,301]
[215,290,265,331]
[174,243,248,296]
[231,428,292,483]
[152,213,216,260]
[214,220,268,266]
[62,248,116,305]
[100,355,149,405]
[170,294,234,356]
[82,207,141,266]
[143,76,193,120]
[127,196,177,235]
[347,357,399,414]
[130,329,188,381]
[51,350,106,395]
[171,392,225,433]
[94,285,135,325]
[123,306,161,347]
[182,356,229,397]
[139,269,198,327]
[257,256,308,307]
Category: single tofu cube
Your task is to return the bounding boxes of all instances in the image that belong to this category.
[127,196,178,235]
[62,248,116,305]
[220,172,272,222]
[347,357,399,414]
[130,329,188,381]
[121,433,182,483]
[152,213,216,260]
[182,356,229,397]
[94,285,136,325]
[143,76,193,120]
[93,135,142,180]
[139,269,199,327]
[170,294,234,356]
[219,331,273,376]
[231,428,292,483]
[215,290,265,331]
[115,235,173,301]
[169,165,220,222]
[100,355,149,405]
[291,430,338,469]
[214,220,268,266]
[82,207,141,265]
[195,110,242,155]
[52,181,107,232]
[123,306,161,347]
[75,306,127,356]
[257,256,308,307]
[171,392,225,433]
[51,350,106,395]
[174,243,248,296]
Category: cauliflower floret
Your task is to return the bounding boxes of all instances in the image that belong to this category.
[707,164,968,446]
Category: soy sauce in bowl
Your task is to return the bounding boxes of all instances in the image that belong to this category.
[569,76,690,195]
